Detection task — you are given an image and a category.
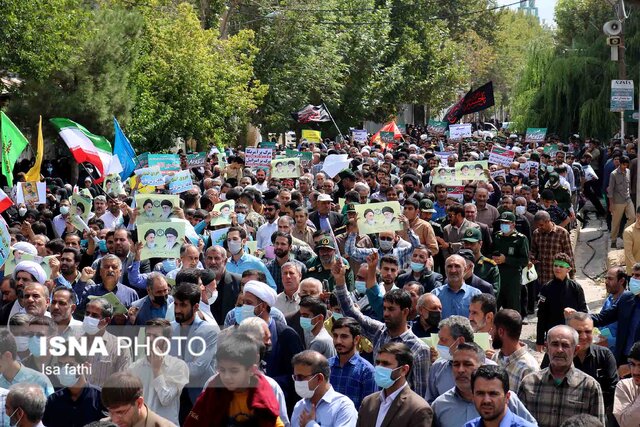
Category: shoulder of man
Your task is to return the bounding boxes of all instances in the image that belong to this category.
[479,256,496,266]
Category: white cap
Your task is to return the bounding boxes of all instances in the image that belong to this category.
[243,280,277,307]
[317,194,333,202]
[12,242,37,256]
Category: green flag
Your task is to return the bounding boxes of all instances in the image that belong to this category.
[0,112,29,187]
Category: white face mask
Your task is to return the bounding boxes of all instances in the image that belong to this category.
[515,206,526,215]
[18,208,27,217]
[228,240,243,255]
[379,239,394,251]
[82,316,101,335]
[14,336,29,352]
[294,375,318,399]
[60,206,70,215]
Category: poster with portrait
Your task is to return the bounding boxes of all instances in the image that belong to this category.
[134,195,180,224]
[4,249,54,278]
[432,168,462,185]
[209,200,235,227]
[270,158,300,179]
[70,193,93,232]
[103,174,126,196]
[354,201,403,235]
[0,218,11,267]
[137,222,185,260]
[16,182,46,206]
[454,161,488,180]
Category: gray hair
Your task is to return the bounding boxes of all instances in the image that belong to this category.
[633,262,640,272]
[566,311,592,325]
[145,272,167,290]
[548,324,579,346]
[439,315,474,343]
[206,245,227,257]
[238,317,269,343]
[100,254,122,270]
[33,234,49,244]
[354,182,370,193]
[417,293,439,310]
[299,278,323,294]
[534,210,551,222]
[463,203,477,212]
[86,297,114,319]
[278,215,295,227]
[282,261,302,275]
[7,383,46,423]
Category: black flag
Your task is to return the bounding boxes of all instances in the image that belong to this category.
[443,81,495,125]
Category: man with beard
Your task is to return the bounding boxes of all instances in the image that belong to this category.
[306,234,354,292]
[613,341,640,425]
[253,167,269,193]
[432,342,535,426]
[465,365,536,427]
[328,317,376,410]
[93,195,107,217]
[490,309,538,392]
[309,194,344,232]
[169,282,219,423]
[99,195,124,229]
[52,248,87,290]
[431,255,481,319]
[204,245,241,324]
[0,261,48,324]
[128,272,172,326]
[256,199,280,250]
[332,262,431,397]
[468,294,496,334]
[266,231,307,293]
[49,286,82,336]
[396,245,443,293]
[412,293,442,338]
[518,325,605,426]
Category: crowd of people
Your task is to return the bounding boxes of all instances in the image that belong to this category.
[0,126,638,427]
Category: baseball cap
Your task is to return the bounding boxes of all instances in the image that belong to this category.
[499,211,516,222]
[458,249,475,264]
[461,227,482,243]
[420,199,436,213]
[317,194,332,202]
[346,203,357,213]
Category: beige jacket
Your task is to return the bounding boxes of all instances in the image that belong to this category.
[614,378,640,427]
[623,223,640,275]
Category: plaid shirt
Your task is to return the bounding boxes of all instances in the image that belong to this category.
[492,346,539,392]
[517,367,605,427]
[345,228,420,269]
[328,353,377,410]
[335,284,431,397]
[530,224,574,285]
[265,256,306,293]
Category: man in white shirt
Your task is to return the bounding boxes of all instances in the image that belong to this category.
[256,200,280,250]
[275,262,302,316]
[52,199,72,238]
[357,342,433,427]
[99,196,124,230]
[129,319,189,426]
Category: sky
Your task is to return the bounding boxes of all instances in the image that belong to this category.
[498,0,558,26]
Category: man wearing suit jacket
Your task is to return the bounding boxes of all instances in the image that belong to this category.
[204,245,242,325]
[309,193,345,233]
[357,342,433,427]
[129,272,173,325]
[169,282,220,425]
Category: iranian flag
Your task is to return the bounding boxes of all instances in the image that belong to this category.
[50,118,115,183]
[0,189,13,214]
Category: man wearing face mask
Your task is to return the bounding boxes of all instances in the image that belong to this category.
[291,350,358,427]
[357,342,434,426]
[42,353,104,427]
[5,383,46,427]
[0,329,54,397]
[412,293,442,338]
[299,296,337,359]
[52,199,72,238]
[20,316,58,387]
[128,273,172,326]
[396,246,443,293]
[82,297,132,388]
[226,227,277,290]
[491,212,529,312]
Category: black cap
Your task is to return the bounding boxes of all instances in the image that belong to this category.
[458,249,475,264]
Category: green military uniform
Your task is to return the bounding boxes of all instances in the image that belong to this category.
[547,172,572,212]
[492,212,529,310]
[305,235,354,292]
[461,227,501,295]
[421,199,445,275]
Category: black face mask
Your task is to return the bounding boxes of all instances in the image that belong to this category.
[426,310,441,327]
[153,295,168,306]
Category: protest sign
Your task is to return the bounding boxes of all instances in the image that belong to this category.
[186,152,207,168]
[525,161,539,176]
[354,201,403,235]
[103,174,125,195]
[168,170,193,194]
[271,158,300,179]
[16,182,45,206]
[128,175,155,194]
[351,129,368,143]
[4,249,54,278]
[136,152,149,168]
[285,149,312,163]
[246,148,273,167]
[135,195,180,223]
[137,222,185,260]
[427,120,448,135]
[446,186,465,202]
[611,79,634,112]
[435,152,453,167]
[321,154,350,178]
[69,193,93,232]
[455,161,488,180]
[301,130,321,143]
[543,144,559,155]
[148,154,181,174]
[449,123,472,140]
[380,131,395,146]
[488,146,515,167]
[0,218,10,267]
[210,227,229,247]
[245,241,258,256]
[432,168,462,186]
[134,166,165,187]
[490,169,506,180]
[525,128,547,144]
[90,292,127,315]
[210,200,235,227]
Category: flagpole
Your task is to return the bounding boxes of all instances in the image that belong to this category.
[79,162,118,202]
[322,102,345,142]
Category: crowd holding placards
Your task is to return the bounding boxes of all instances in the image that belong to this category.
[1,127,640,427]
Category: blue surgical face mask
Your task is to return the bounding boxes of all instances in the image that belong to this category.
[374,366,400,389]
[500,223,512,234]
[630,278,640,295]
[162,259,178,272]
[379,239,394,251]
[236,213,246,225]
[332,312,343,321]
[355,280,367,294]
[410,261,425,272]
[437,344,453,361]
[28,336,43,357]
[237,304,257,324]
[98,239,107,253]
[80,239,88,247]
[300,316,316,331]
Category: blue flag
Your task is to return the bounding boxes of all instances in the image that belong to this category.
[113,118,136,180]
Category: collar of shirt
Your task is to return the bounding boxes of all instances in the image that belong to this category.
[543,366,581,387]
[502,346,529,365]
[284,292,300,303]
[445,283,468,294]
[379,382,407,404]
[330,352,359,368]
[305,386,341,407]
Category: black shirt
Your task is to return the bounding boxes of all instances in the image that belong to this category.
[536,277,588,345]
[42,383,105,427]
[540,345,619,407]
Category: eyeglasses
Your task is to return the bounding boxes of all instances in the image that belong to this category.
[292,373,317,382]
